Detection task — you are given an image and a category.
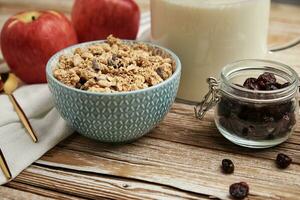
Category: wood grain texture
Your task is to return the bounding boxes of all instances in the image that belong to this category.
[32,104,300,200]
[0,186,54,200]
[10,164,208,200]
[0,0,300,199]
[6,181,86,200]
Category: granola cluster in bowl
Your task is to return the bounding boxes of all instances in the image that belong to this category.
[46,36,181,143]
[53,35,175,93]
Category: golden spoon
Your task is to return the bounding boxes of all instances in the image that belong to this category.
[0,148,11,180]
[0,73,38,143]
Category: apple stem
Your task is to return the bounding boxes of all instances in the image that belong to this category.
[31,16,36,21]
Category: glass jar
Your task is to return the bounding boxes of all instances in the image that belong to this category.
[195,59,299,148]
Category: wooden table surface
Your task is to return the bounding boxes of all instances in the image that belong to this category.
[0,0,300,199]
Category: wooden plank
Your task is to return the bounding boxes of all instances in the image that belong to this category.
[33,116,300,200]
[6,182,85,200]
[0,186,54,200]
[9,164,208,200]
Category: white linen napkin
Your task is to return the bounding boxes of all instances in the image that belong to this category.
[0,84,73,185]
[0,13,151,185]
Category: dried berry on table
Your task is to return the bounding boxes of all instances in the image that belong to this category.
[221,159,234,174]
[229,182,249,199]
[276,153,292,169]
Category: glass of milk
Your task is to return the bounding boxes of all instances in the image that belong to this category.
[151,0,270,102]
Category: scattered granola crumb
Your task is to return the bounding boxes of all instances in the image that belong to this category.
[53,35,175,93]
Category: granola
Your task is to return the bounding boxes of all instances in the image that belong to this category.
[53,35,175,93]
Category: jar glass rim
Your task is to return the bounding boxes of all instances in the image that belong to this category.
[220,59,299,102]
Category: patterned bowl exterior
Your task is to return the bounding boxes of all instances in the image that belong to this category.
[46,41,181,143]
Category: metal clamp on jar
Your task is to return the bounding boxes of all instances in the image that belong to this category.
[195,59,299,148]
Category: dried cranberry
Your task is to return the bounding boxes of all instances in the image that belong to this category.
[281,82,290,88]
[242,72,289,91]
[92,59,100,72]
[282,114,290,124]
[263,116,275,123]
[256,73,276,90]
[108,58,118,68]
[265,84,279,91]
[218,98,233,118]
[79,77,87,85]
[242,128,248,136]
[243,78,259,90]
[274,82,282,89]
[112,54,118,61]
[273,102,293,120]
[1,73,9,82]
[288,113,296,128]
[136,58,143,67]
[257,72,276,84]
[276,153,292,169]
[241,126,255,137]
[266,82,290,90]
[156,67,164,79]
[222,159,234,174]
[267,133,275,140]
[275,114,291,134]
[229,182,249,199]
[116,61,124,68]
[238,105,250,120]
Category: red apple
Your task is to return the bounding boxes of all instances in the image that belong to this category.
[0,11,78,83]
[72,0,140,42]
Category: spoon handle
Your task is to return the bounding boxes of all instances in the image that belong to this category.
[0,149,11,180]
[8,94,38,143]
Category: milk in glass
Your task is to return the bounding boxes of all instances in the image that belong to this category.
[151,0,270,101]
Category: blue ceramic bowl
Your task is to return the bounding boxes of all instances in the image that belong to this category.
[46,40,181,143]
